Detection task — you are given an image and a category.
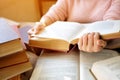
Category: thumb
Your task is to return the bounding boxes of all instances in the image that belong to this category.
[97,40,107,48]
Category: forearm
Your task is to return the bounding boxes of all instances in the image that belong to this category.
[39,0,67,27]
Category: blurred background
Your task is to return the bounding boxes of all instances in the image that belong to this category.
[0,0,56,22]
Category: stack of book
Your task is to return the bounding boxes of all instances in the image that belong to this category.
[0,18,32,80]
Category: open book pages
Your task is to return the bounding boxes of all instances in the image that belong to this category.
[30,49,80,80]
[80,49,119,80]
[91,56,120,80]
[32,20,120,43]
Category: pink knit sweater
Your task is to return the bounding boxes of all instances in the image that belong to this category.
[42,0,120,23]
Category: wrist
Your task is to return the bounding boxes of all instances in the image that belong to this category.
[40,18,47,27]
[35,21,46,28]
[40,16,53,27]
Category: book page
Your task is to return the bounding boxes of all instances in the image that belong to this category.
[74,20,120,39]
[80,49,119,80]
[32,21,85,42]
[19,25,32,44]
[91,56,120,80]
[30,49,80,80]
[0,19,19,43]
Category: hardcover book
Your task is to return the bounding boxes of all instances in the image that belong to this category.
[29,20,120,51]
[0,19,23,57]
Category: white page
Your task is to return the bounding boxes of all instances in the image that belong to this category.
[74,20,120,39]
[19,25,32,44]
[32,21,85,42]
[92,56,120,80]
[80,49,119,80]
[30,50,79,80]
[0,19,19,43]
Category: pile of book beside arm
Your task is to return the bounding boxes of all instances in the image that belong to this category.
[0,18,32,80]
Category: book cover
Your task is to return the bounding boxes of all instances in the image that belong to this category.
[0,19,24,57]
[0,19,19,43]
[0,62,32,80]
[0,51,28,69]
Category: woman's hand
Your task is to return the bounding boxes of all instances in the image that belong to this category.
[28,22,46,35]
[78,32,107,53]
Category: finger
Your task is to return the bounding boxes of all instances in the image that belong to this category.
[94,46,103,52]
[82,33,89,51]
[78,36,83,50]
[87,32,94,52]
[97,40,107,48]
[93,32,102,52]
[94,32,100,47]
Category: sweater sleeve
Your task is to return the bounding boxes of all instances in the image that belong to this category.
[103,0,120,20]
[40,0,68,25]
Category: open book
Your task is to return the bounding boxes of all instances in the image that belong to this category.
[29,20,120,51]
[91,56,120,80]
[30,49,80,80]
[30,49,119,80]
[80,50,119,80]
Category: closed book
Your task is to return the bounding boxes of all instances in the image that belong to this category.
[0,62,32,80]
[0,19,23,57]
[0,51,28,69]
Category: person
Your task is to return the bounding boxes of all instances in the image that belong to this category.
[28,0,120,53]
